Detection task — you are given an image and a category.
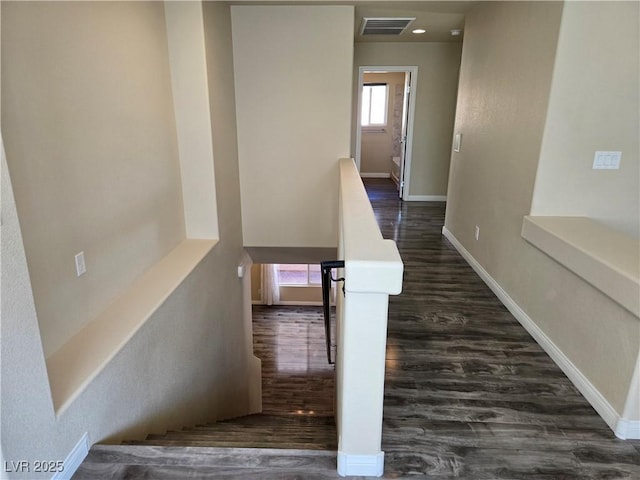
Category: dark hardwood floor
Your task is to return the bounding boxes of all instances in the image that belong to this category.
[364,178,640,478]
[252,305,335,417]
[75,178,639,479]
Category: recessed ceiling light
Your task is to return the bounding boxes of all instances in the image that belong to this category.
[412,28,426,34]
[450,29,462,36]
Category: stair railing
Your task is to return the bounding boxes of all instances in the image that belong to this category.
[335,158,403,477]
[320,260,344,364]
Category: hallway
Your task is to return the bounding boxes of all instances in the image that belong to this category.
[256,179,639,478]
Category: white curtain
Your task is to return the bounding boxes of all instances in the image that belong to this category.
[262,263,280,305]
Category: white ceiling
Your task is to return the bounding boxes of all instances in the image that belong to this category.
[227,1,479,43]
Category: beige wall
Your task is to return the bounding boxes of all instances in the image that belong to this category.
[445,1,639,419]
[2,1,185,357]
[531,1,639,238]
[231,5,354,248]
[360,72,406,175]
[1,2,256,476]
[353,42,462,198]
[165,1,219,240]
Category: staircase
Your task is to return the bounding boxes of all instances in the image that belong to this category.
[74,306,339,478]
[124,413,337,450]
[73,413,339,478]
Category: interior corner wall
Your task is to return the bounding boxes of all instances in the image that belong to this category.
[165,0,220,240]
[201,0,262,413]
[231,5,354,248]
[444,1,639,419]
[1,2,255,477]
[353,42,462,197]
[530,0,640,238]
[1,1,186,358]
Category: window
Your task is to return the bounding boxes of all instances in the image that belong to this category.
[276,264,321,286]
[361,83,388,127]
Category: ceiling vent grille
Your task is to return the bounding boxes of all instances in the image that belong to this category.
[360,17,416,36]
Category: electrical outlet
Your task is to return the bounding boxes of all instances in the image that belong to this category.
[474,226,480,241]
[75,251,87,277]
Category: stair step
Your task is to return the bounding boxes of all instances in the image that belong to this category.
[73,445,339,479]
[124,439,335,450]
[192,422,335,432]
[123,413,338,451]
[177,430,334,442]
[215,413,335,426]
[180,422,326,430]
[171,427,335,438]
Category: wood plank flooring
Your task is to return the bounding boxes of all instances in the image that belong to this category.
[365,178,640,479]
[252,305,335,417]
[74,178,639,479]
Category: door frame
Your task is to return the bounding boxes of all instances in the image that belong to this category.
[355,65,418,201]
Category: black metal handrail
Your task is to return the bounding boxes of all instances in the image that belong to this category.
[320,260,344,365]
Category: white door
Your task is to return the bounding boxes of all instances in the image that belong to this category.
[398,72,412,199]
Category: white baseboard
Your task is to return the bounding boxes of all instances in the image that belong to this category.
[360,173,390,178]
[615,418,640,440]
[404,194,447,202]
[337,451,384,477]
[51,432,89,480]
[441,226,638,439]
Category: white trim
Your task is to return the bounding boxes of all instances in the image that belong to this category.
[337,451,384,477]
[355,66,418,202]
[404,194,447,202]
[619,353,640,438]
[615,418,640,440]
[51,432,89,480]
[441,226,638,439]
[360,173,391,179]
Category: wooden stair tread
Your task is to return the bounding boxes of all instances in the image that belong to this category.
[73,445,339,479]
[124,439,335,450]
[215,413,335,426]
[122,413,337,451]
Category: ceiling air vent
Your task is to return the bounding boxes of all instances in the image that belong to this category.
[360,17,415,36]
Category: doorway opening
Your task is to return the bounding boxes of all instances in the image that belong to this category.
[355,66,418,200]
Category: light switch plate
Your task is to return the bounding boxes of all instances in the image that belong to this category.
[453,133,462,153]
[75,251,87,277]
[593,151,621,170]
